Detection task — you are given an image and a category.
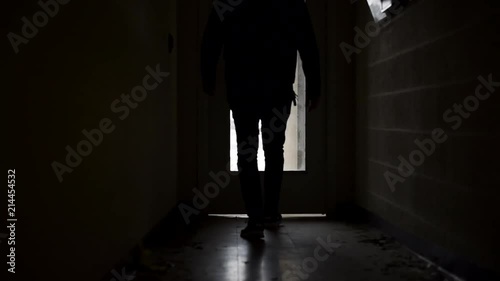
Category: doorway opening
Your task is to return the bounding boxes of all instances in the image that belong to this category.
[229,54,306,172]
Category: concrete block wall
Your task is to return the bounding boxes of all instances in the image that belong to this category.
[354,0,500,272]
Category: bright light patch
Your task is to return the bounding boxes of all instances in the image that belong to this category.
[209,214,326,218]
[367,0,393,21]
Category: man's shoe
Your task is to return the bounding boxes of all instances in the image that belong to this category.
[263,215,282,229]
[240,222,264,239]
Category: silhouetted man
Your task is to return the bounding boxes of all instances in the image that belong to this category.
[201,0,321,239]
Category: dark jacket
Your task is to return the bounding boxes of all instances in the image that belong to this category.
[201,0,321,108]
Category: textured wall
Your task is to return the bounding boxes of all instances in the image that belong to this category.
[326,0,356,212]
[4,0,178,280]
[354,0,500,272]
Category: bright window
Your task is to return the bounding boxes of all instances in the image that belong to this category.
[230,53,306,172]
[367,0,393,21]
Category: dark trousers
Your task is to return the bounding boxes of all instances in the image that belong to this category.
[232,100,292,222]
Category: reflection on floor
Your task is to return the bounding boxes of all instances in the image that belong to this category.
[132,217,451,281]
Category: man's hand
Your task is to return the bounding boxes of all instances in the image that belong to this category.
[307,96,320,112]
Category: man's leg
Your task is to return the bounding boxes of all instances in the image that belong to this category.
[232,107,264,223]
[261,100,292,220]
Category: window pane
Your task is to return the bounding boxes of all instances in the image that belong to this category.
[367,0,391,21]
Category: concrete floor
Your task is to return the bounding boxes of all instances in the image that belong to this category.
[132,217,451,281]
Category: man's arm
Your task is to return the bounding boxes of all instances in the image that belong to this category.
[201,8,225,96]
[296,1,321,110]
